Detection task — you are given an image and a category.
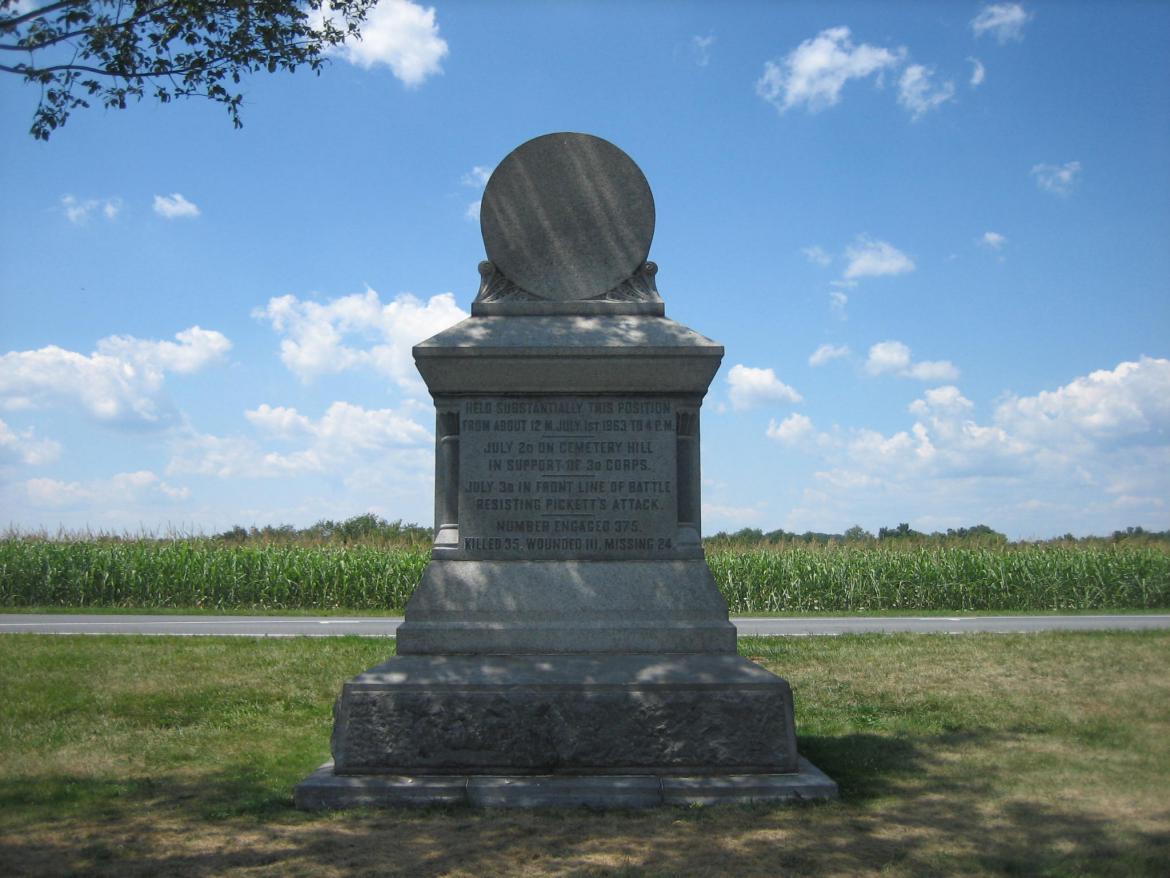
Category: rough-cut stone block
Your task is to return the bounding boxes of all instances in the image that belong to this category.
[330,654,798,775]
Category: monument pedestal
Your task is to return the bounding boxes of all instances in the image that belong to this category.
[298,651,834,808]
[295,133,836,808]
[397,559,737,654]
[328,654,796,774]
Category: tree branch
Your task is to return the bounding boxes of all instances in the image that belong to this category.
[0,0,87,32]
[0,0,178,51]
[2,56,236,78]
[6,0,378,139]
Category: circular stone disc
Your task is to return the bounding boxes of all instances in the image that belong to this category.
[480,132,655,301]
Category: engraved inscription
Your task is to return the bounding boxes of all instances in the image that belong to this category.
[458,397,677,559]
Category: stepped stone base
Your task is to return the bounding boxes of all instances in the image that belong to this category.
[295,758,838,809]
[329,654,798,775]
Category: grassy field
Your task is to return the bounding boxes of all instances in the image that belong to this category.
[3,539,1169,613]
[1,632,1168,876]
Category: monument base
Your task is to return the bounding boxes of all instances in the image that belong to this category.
[296,652,837,809]
[396,560,737,655]
[294,758,838,809]
[327,654,798,775]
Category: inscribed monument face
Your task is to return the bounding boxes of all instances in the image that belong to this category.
[457,396,678,560]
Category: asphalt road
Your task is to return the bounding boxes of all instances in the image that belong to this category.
[2,614,1167,637]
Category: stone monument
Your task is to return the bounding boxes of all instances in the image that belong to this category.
[296,132,837,808]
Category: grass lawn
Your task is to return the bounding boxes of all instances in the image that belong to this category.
[1,632,1168,876]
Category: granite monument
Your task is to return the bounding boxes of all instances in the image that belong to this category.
[295,132,837,808]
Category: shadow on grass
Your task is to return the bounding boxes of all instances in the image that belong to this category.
[0,763,294,823]
[796,731,1170,876]
[2,733,1169,877]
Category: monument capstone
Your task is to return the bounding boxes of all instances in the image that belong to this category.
[295,132,837,808]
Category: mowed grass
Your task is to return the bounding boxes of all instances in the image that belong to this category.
[3,539,1169,612]
[1,633,1168,876]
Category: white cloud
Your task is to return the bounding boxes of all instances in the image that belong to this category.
[971,4,1032,43]
[24,470,188,508]
[847,426,932,469]
[727,364,803,411]
[897,64,955,119]
[809,344,851,366]
[167,431,296,480]
[995,357,1170,450]
[0,418,61,466]
[462,165,491,221]
[702,501,768,524]
[301,400,430,453]
[904,370,1139,481]
[96,326,233,374]
[865,339,907,374]
[756,26,904,114]
[462,166,492,188]
[244,404,313,439]
[62,195,121,224]
[774,358,1170,536]
[844,236,915,279]
[865,340,959,382]
[153,193,200,219]
[691,34,715,67]
[254,287,466,392]
[968,57,986,86]
[908,385,974,417]
[1032,161,1081,196]
[814,469,882,490]
[0,326,231,425]
[319,0,448,86]
[63,196,95,224]
[865,340,913,374]
[802,245,832,267]
[23,477,90,507]
[980,231,1007,250]
[829,290,849,319]
[905,360,962,382]
[767,413,815,445]
[170,401,430,480]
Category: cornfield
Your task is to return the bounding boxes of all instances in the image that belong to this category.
[1,539,1167,612]
[706,545,1170,613]
[0,541,429,611]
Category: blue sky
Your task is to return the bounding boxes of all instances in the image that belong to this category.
[1,1,1168,539]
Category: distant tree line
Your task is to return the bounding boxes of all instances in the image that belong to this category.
[706,523,1170,547]
[213,514,432,548]
[6,515,1166,547]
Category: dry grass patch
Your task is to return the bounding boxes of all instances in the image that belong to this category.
[1,632,1168,876]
